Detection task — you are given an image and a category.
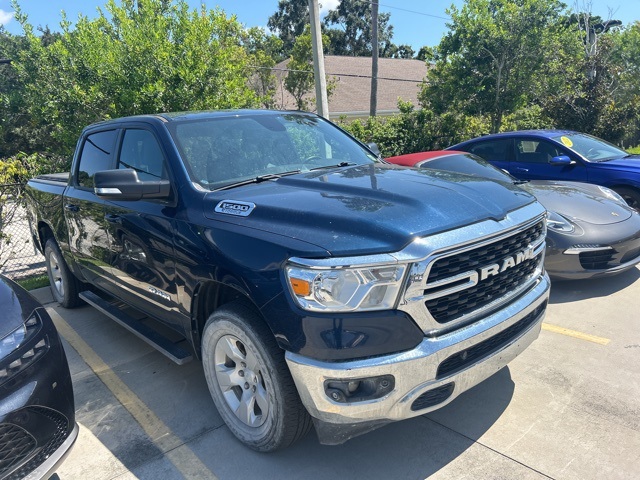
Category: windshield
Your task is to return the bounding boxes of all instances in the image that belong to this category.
[167,113,377,190]
[424,153,516,183]
[551,133,627,162]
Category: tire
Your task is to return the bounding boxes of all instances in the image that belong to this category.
[44,238,83,308]
[201,302,312,452]
[613,186,640,211]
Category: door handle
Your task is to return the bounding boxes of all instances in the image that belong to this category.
[104,214,122,224]
[64,204,79,212]
[515,167,529,173]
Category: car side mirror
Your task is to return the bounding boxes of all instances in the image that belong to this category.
[548,155,575,166]
[94,169,171,201]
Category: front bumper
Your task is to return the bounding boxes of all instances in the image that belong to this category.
[286,273,549,444]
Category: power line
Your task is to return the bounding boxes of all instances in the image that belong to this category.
[251,66,425,83]
[354,0,451,21]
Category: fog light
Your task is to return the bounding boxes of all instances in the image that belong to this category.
[324,375,395,403]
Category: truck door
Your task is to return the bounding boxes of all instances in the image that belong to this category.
[102,128,180,329]
[65,129,119,290]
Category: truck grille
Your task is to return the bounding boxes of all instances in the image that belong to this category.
[425,221,545,324]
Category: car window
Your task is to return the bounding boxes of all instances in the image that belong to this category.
[467,139,513,162]
[550,133,627,162]
[515,139,561,164]
[76,130,118,189]
[118,129,168,181]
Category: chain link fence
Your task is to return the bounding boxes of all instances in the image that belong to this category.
[0,182,46,280]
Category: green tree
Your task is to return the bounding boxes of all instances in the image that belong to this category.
[242,27,283,108]
[323,0,395,57]
[10,0,260,158]
[422,0,567,133]
[267,0,308,58]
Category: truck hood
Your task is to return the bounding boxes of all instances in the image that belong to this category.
[203,164,536,256]
[524,180,633,225]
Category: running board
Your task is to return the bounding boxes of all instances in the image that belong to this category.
[79,291,193,365]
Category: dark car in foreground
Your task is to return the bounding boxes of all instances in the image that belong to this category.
[448,130,640,209]
[0,275,77,479]
[387,151,640,280]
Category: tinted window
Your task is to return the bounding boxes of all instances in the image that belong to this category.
[550,133,627,162]
[118,129,167,181]
[468,139,513,162]
[424,154,513,183]
[515,139,560,164]
[77,130,118,188]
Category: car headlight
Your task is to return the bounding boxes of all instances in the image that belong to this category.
[597,186,626,204]
[547,210,576,233]
[0,324,27,361]
[285,260,407,312]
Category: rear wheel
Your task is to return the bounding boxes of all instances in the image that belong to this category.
[44,239,83,308]
[613,187,640,211]
[201,302,312,452]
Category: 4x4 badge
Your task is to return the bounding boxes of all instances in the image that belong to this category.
[215,200,256,217]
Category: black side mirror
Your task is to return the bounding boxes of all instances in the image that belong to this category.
[94,169,170,201]
[548,155,575,166]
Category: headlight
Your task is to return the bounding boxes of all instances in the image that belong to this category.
[547,210,576,233]
[286,261,407,312]
[597,186,626,204]
[0,325,27,360]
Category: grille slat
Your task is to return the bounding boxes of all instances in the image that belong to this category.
[425,221,544,324]
[579,250,616,269]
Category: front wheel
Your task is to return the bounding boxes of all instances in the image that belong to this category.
[44,238,83,308]
[613,186,640,211]
[201,302,312,452]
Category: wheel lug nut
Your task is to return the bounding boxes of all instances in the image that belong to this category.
[252,385,256,392]
[244,382,250,389]
[238,370,244,377]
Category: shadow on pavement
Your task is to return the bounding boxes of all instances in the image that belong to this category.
[549,266,640,304]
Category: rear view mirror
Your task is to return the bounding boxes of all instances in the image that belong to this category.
[548,155,575,166]
[94,169,170,201]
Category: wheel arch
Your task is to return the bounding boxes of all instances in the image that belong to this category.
[190,280,273,360]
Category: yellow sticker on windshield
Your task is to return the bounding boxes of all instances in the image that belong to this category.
[560,136,573,147]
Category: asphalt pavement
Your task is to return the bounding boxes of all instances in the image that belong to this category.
[33,266,640,480]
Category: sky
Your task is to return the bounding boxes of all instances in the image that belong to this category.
[1,0,640,51]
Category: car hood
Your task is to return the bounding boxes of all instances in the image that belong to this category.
[0,276,39,340]
[524,180,633,225]
[596,155,640,171]
[203,164,537,256]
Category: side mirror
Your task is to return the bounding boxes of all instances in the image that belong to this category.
[94,169,170,201]
[548,155,575,166]
[366,142,381,157]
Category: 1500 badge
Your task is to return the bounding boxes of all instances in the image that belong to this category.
[215,200,256,217]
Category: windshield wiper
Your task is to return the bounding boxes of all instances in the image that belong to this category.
[310,162,357,171]
[212,170,301,191]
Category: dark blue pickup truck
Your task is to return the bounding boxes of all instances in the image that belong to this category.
[25,110,550,451]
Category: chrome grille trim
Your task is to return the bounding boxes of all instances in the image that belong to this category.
[397,205,547,335]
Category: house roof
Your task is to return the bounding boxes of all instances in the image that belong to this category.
[273,55,429,118]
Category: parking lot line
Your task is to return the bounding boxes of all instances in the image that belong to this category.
[48,309,218,480]
[541,322,610,345]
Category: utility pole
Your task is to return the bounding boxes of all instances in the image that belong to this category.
[308,0,329,118]
[370,0,379,117]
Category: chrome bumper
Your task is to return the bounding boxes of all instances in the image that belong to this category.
[286,273,549,428]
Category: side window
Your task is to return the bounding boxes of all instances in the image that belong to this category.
[76,130,118,188]
[118,129,167,181]
[467,139,513,162]
[515,139,560,164]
